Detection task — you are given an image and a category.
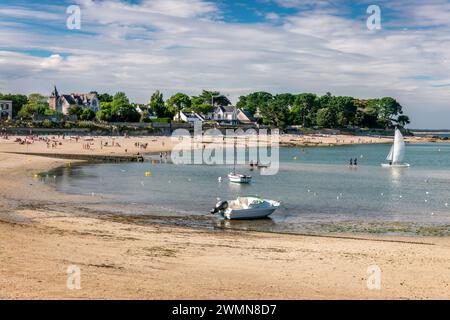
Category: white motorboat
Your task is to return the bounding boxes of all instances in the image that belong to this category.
[210,196,280,220]
[381,128,410,168]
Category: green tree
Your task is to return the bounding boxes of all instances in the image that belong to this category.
[396,115,410,127]
[316,108,337,128]
[259,95,290,128]
[195,90,231,107]
[17,93,51,119]
[190,96,213,115]
[291,93,318,126]
[332,96,357,127]
[140,110,151,123]
[236,92,273,116]
[67,105,83,118]
[96,102,113,122]
[97,93,113,103]
[150,90,169,118]
[0,93,28,117]
[80,108,96,121]
[111,92,139,122]
[167,93,191,120]
[367,97,403,128]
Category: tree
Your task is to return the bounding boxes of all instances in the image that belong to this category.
[0,93,28,117]
[167,93,191,120]
[236,92,273,116]
[190,96,213,115]
[111,92,139,122]
[367,97,403,128]
[150,90,169,118]
[259,96,290,128]
[332,96,357,127]
[195,90,231,107]
[17,93,52,119]
[96,102,112,121]
[291,93,318,126]
[140,110,151,123]
[67,105,83,118]
[316,108,337,128]
[80,108,96,121]
[396,115,410,127]
[97,93,113,103]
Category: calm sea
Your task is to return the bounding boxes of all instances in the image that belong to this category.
[45,143,450,236]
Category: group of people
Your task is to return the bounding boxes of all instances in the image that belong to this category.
[134,142,149,150]
[349,158,358,166]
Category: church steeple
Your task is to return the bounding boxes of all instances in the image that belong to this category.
[51,85,59,98]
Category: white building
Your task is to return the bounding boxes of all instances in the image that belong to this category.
[173,111,204,123]
[206,105,238,124]
[0,100,12,120]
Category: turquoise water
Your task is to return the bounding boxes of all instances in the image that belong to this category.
[46,143,450,236]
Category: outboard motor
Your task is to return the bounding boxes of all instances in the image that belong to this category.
[210,201,228,214]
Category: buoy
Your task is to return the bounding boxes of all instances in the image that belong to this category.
[424,199,428,203]
[293,156,298,160]
[145,171,151,177]
[431,212,434,216]
[380,193,384,196]
[218,177,222,182]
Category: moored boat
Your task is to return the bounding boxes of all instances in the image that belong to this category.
[210,196,280,220]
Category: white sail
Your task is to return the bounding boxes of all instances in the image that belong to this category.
[386,145,394,161]
[392,129,406,164]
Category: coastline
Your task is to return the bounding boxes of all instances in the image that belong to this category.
[1,135,449,299]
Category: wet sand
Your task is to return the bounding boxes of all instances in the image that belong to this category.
[0,136,449,299]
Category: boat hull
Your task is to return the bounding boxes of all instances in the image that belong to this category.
[228,173,252,183]
[222,207,277,220]
[381,163,410,168]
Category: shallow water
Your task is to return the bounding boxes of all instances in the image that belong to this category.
[45,143,450,236]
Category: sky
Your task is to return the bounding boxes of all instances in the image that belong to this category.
[0,0,450,129]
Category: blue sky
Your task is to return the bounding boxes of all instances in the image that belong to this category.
[1,0,450,128]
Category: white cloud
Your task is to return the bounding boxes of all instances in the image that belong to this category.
[40,54,64,69]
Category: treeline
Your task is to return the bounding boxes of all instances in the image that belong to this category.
[237,91,410,129]
[1,90,410,129]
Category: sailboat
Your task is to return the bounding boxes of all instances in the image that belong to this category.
[228,137,252,183]
[381,128,410,168]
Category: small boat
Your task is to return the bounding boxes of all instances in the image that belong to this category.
[228,137,252,183]
[228,172,252,183]
[381,128,410,168]
[210,196,280,220]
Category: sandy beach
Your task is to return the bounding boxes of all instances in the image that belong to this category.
[0,134,449,300]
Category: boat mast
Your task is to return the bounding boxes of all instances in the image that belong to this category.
[233,136,237,174]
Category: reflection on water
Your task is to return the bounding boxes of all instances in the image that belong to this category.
[45,143,450,236]
[389,167,404,188]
